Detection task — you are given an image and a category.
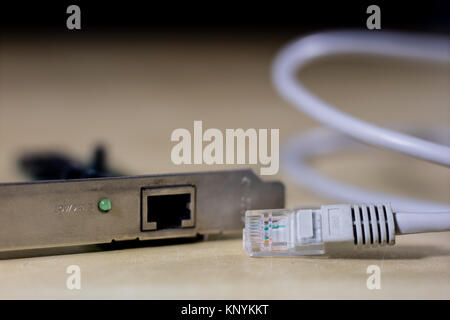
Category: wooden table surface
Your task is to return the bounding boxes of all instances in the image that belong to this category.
[0,33,449,299]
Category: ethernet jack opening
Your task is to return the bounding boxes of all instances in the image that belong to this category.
[141,185,195,231]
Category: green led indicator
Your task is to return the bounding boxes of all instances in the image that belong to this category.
[98,198,112,212]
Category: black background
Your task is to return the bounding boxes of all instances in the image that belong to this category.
[0,300,447,317]
[1,1,449,34]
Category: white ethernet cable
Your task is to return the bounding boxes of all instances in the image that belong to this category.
[244,31,450,257]
[244,204,450,256]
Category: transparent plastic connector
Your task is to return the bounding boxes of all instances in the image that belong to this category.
[244,208,325,256]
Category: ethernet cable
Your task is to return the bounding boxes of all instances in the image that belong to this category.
[244,31,450,257]
[244,204,450,256]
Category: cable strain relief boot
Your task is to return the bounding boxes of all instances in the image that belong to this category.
[320,204,395,248]
[350,204,395,247]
